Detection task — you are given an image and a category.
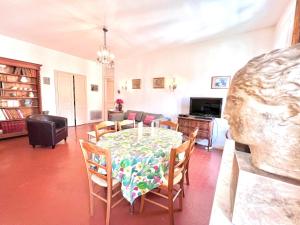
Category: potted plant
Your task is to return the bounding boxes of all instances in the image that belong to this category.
[115,98,124,111]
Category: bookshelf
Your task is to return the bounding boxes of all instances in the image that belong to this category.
[0,57,42,139]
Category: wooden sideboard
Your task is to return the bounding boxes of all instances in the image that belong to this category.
[178,116,214,149]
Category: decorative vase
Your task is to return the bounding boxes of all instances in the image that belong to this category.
[117,104,122,112]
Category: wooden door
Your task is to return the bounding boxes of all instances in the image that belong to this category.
[55,71,87,126]
[102,65,115,120]
[74,75,87,125]
[55,72,75,126]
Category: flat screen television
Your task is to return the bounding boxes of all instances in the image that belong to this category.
[189,97,223,118]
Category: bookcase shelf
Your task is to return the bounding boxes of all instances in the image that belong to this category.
[1,97,38,99]
[0,80,36,85]
[0,118,25,122]
[0,72,37,79]
[0,130,27,139]
[0,106,39,109]
[0,88,37,92]
[0,57,42,139]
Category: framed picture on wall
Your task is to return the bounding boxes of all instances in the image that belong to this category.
[132,79,141,89]
[153,77,165,88]
[211,76,231,89]
[43,77,50,85]
[91,84,98,92]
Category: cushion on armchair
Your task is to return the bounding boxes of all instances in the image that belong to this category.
[143,115,155,125]
[127,112,136,120]
[124,110,143,122]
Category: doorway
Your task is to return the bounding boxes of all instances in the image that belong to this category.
[102,65,115,120]
[55,71,87,126]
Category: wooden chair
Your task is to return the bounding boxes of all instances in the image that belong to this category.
[87,121,117,143]
[159,120,179,131]
[184,127,199,186]
[140,140,191,225]
[117,119,135,130]
[79,139,123,225]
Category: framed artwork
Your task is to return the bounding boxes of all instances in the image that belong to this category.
[91,84,98,92]
[43,77,50,85]
[211,76,231,89]
[153,77,165,88]
[132,79,141,89]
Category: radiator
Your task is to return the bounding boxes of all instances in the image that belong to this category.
[90,110,102,120]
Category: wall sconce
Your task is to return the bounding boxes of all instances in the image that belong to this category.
[169,77,177,91]
[121,81,128,91]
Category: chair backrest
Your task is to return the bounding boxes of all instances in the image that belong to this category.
[118,120,135,130]
[159,120,179,131]
[79,139,112,188]
[94,121,117,142]
[188,127,199,156]
[168,140,190,190]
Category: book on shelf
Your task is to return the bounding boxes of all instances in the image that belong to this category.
[1,120,26,133]
[14,67,21,75]
[0,109,6,120]
[17,109,24,118]
[1,109,9,120]
[0,109,24,120]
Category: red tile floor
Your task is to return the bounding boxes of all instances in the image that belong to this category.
[0,124,222,225]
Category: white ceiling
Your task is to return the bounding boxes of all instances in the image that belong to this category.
[0,0,290,60]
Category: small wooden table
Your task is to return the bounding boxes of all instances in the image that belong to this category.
[108,109,123,120]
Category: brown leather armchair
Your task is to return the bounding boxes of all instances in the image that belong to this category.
[26,114,68,149]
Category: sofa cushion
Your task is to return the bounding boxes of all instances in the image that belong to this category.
[127,112,136,120]
[143,115,155,125]
[141,113,163,123]
[125,110,143,122]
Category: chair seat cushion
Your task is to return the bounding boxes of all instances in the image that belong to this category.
[91,174,119,187]
[87,129,110,138]
[162,171,183,187]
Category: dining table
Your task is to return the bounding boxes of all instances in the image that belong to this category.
[96,127,183,204]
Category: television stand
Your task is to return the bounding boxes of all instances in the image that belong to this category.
[192,115,213,120]
[178,115,214,150]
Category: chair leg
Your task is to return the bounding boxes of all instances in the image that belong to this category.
[179,181,184,211]
[52,145,55,149]
[106,188,112,225]
[89,193,94,216]
[168,193,174,225]
[64,138,67,142]
[32,145,35,148]
[186,163,190,185]
[140,195,145,213]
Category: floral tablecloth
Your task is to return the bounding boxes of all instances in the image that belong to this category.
[97,127,182,204]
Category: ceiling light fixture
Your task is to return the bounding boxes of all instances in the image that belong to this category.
[97,27,115,66]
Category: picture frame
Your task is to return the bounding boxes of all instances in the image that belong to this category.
[43,77,50,85]
[132,79,141,89]
[211,76,231,89]
[153,77,165,89]
[91,84,98,92]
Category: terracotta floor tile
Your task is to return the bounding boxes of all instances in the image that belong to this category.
[0,124,222,225]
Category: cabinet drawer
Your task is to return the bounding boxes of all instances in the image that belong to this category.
[178,120,189,127]
[197,131,209,139]
[190,121,209,130]
[178,126,188,136]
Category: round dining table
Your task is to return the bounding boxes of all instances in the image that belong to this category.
[97,127,182,204]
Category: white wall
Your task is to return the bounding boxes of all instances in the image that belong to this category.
[115,27,275,148]
[0,34,102,124]
[274,0,296,48]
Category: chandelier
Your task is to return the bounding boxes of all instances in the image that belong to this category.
[97,27,115,65]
